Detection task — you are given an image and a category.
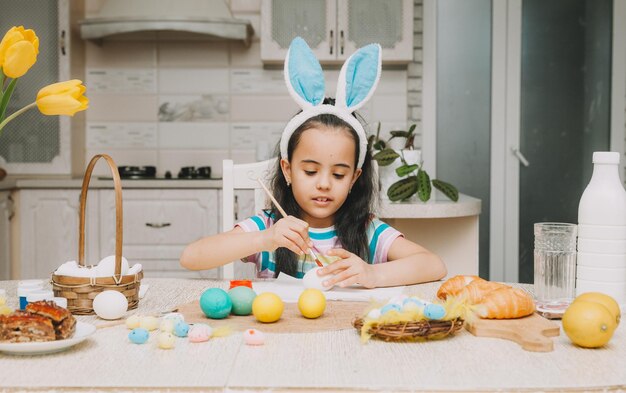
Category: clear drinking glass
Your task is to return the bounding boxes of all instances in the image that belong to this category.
[533,223,577,311]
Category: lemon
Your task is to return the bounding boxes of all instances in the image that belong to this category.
[298,289,326,319]
[252,292,284,323]
[574,292,620,326]
[562,300,617,348]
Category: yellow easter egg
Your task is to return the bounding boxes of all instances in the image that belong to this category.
[298,289,326,319]
[252,292,284,323]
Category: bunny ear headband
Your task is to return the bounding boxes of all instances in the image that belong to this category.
[280,37,382,169]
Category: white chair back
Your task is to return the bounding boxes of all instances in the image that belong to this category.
[221,158,277,279]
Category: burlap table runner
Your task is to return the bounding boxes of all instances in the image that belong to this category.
[175,300,366,333]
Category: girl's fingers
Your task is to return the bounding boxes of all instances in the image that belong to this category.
[320,259,351,275]
[282,230,309,255]
[336,276,360,288]
[323,268,355,287]
[327,248,351,258]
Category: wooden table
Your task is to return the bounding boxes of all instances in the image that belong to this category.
[0,278,624,392]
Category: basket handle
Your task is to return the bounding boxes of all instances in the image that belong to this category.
[78,154,123,279]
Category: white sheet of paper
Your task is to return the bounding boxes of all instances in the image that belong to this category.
[252,273,406,303]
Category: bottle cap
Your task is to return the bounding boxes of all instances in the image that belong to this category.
[592,152,620,164]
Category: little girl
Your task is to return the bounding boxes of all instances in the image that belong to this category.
[180,38,446,288]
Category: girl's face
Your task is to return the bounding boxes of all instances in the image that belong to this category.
[281,126,362,228]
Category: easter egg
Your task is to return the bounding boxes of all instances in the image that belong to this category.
[302,267,335,291]
[380,304,401,315]
[160,319,175,333]
[228,286,257,316]
[243,328,265,345]
[162,312,185,323]
[173,321,190,337]
[128,328,149,344]
[252,292,284,323]
[366,308,381,319]
[424,304,446,320]
[188,324,213,343]
[93,290,128,320]
[125,315,141,329]
[157,332,175,349]
[298,289,326,319]
[200,288,232,319]
[140,316,160,331]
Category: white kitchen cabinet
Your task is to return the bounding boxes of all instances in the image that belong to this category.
[99,189,220,279]
[16,189,100,279]
[0,192,12,280]
[261,0,414,64]
[0,0,77,174]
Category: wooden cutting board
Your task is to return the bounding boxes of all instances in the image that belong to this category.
[466,313,560,352]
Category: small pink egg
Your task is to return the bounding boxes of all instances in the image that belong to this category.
[243,328,265,346]
[188,324,212,343]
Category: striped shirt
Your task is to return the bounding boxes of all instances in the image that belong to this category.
[235,212,403,279]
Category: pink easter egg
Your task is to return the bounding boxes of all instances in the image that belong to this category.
[188,324,212,343]
[243,328,265,346]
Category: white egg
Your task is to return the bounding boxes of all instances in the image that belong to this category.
[302,267,335,291]
[93,290,128,320]
[95,255,130,277]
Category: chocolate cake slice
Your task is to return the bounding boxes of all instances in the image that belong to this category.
[0,311,56,342]
[26,301,76,339]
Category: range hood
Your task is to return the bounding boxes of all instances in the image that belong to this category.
[80,0,253,45]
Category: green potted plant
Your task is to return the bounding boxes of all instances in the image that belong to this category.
[369,123,459,202]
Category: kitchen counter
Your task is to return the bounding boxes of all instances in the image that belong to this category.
[0,176,223,190]
[0,278,624,392]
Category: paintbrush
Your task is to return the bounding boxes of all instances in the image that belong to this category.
[257,178,324,267]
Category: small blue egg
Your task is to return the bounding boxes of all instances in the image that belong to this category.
[380,304,401,314]
[403,298,426,308]
[173,321,190,337]
[424,304,446,320]
[128,328,149,344]
[200,288,232,319]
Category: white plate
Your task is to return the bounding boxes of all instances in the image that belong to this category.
[0,321,96,355]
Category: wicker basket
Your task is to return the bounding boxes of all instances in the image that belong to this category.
[352,317,464,342]
[51,154,143,315]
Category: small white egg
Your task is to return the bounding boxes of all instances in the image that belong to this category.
[93,290,128,320]
[160,319,175,333]
[366,308,382,319]
[302,267,335,291]
[387,294,408,305]
[95,255,130,277]
[125,315,141,329]
[163,312,185,323]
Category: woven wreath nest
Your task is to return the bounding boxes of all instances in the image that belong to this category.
[352,317,464,342]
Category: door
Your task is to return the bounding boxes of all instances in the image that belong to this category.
[424,0,626,282]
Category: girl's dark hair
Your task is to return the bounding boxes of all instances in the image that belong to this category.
[270,98,376,277]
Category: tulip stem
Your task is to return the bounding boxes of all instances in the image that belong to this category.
[0,102,36,137]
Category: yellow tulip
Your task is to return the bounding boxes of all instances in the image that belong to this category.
[36,80,89,116]
[0,26,39,79]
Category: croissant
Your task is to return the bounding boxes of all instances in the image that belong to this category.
[477,287,535,319]
[458,280,510,303]
[436,275,483,299]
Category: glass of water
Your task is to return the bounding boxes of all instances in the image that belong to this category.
[534,222,577,312]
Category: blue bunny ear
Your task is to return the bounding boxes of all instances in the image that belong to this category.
[284,37,325,109]
[335,43,381,111]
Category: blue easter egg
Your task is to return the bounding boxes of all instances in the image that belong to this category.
[128,328,149,344]
[173,321,190,337]
[200,288,232,319]
[380,303,401,314]
[424,304,446,320]
[228,286,257,316]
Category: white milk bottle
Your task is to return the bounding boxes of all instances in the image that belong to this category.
[576,152,626,305]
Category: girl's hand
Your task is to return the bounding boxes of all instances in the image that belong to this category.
[317,249,377,289]
[262,216,312,256]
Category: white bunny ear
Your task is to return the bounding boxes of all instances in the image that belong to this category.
[335,43,382,112]
[284,37,326,109]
